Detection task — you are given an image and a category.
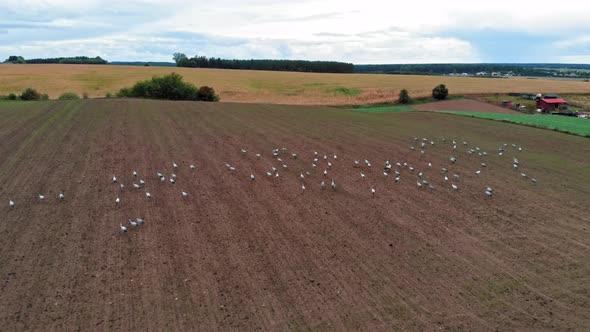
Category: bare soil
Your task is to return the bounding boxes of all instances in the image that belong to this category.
[415,98,521,114]
[0,99,589,330]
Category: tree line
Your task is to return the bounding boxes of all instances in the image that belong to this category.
[173,53,353,73]
[353,63,590,77]
[3,56,107,65]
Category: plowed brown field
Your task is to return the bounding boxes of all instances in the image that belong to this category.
[415,99,520,114]
[0,99,589,330]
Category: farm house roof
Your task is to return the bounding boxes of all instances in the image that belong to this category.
[541,98,567,103]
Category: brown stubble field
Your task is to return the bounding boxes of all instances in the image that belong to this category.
[0,99,589,330]
[2,64,590,105]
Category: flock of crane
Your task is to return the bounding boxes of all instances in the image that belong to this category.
[2,136,538,235]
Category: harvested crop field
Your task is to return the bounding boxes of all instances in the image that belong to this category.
[3,64,590,105]
[0,99,589,330]
[415,98,520,114]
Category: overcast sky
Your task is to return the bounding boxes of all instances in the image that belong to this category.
[1,0,589,63]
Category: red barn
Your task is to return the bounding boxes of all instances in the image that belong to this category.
[536,98,567,112]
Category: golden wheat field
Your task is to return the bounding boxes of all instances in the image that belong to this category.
[2,64,590,105]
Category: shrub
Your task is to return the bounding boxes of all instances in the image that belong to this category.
[117,72,219,102]
[105,92,113,98]
[58,92,80,100]
[398,89,411,104]
[41,94,49,100]
[82,92,89,99]
[8,93,17,100]
[20,88,42,100]
[197,86,220,102]
[432,84,449,100]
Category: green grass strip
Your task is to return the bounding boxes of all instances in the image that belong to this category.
[438,111,590,137]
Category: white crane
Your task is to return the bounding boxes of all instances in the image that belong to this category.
[190,164,196,170]
[133,183,141,189]
[250,174,255,181]
[333,153,337,160]
[292,153,297,159]
[371,187,376,195]
[452,184,459,191]
[255,154,261,160]
[395,176,400,182]
[531,178,537,184]
[146,192,151,199]
[133,171,138,177]
[444,175,449,182]
[327,162,332,168]
[120,183,125,191]
[112,175,117,183]
[58,192,64,201]
[484,190,493,198]
[450,156,456,163]
[300,173,304,180]
[115,197,120,205]
[136,218,144,225]
[331,179,336,190]
[323,169,328,176]
[453,174,460,180]
[312,163,317,168]
[428,162,432,168]
[171,173,177,178]
[38,194,45,201]
[320,180,325,189]
[241,148,247,154]
[139,179,145,186]
[9,199,15,208]
[161,176,166,182]
[172,162,178,168]
[481,163,487,167]
[182,190,189,197]
[170,178,175,184]
[301,184,306,192]
[417,181,423,188]
[354,160,360,168]
[229,166,237,172]
[120,224,127,233]
[485,186,493,193]
[157,171,163,178]
[277,157,283,162]
[282,164,288,169]
[128,218,138,227]
[266,171,272,177]
[360,172,366,179]
[383,172,389,177]
[475,170,481,175]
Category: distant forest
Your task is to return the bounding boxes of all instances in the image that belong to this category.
[3,55,107,65]
[354,63,590,77]
[172,53,354,73]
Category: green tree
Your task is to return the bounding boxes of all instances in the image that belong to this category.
[58,92,80,100]
[20,88,42,100]
[432,84,449,100]
[398,89,411,104]
[197,86,220,102]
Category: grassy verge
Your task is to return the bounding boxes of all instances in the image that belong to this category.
[437,111,590,137]
[351,105,415,113]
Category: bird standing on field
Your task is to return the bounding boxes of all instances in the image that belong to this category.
[250,174,255,181]
[452,184,459,191]
[182,190,189,197]
[38,194,45,201]
[59,192,64,201]
[129,218,138,227]
[115,197,120,205]
[120,224,127,233]
[133,171,138,177]
[112,175,117,183]
[331,179,336,190]
[9,199,15,209]
[146,192,151,199]
[172,162,178,168]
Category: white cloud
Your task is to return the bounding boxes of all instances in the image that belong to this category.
[0,0,589,62]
